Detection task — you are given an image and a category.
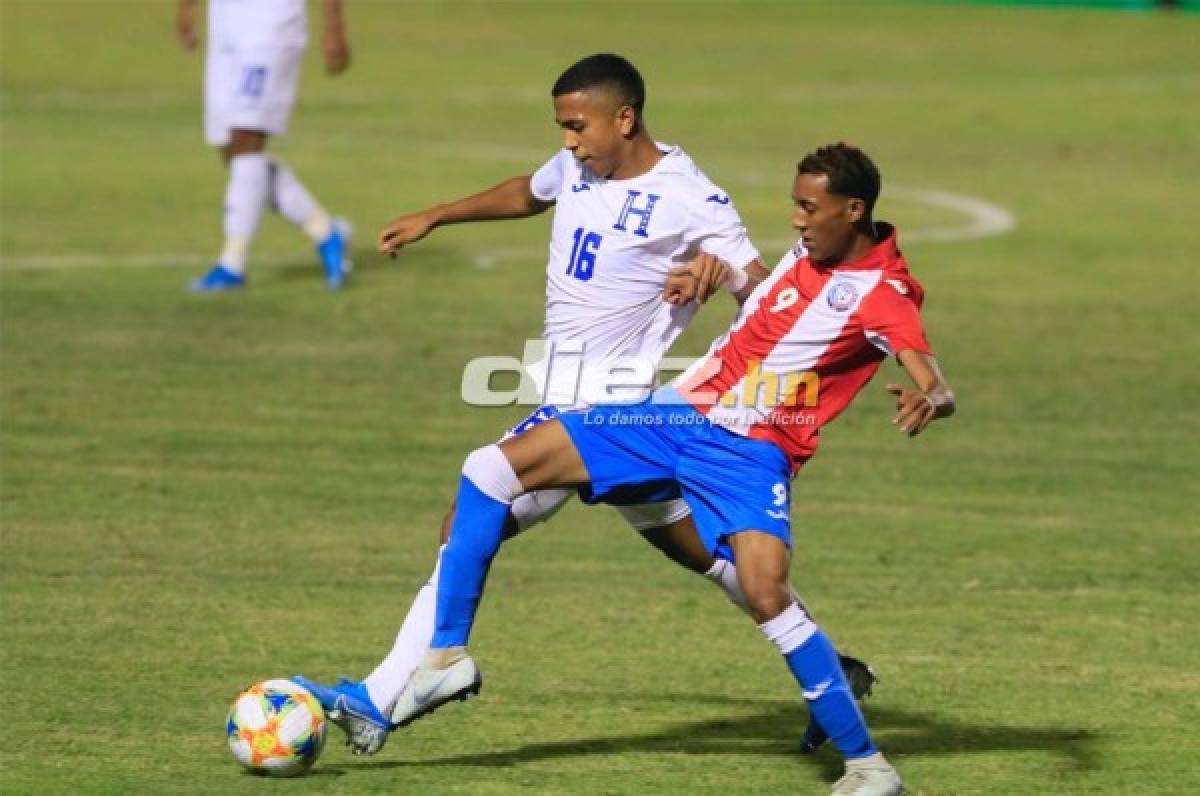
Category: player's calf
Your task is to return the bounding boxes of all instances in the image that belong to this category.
[801,655,878,754]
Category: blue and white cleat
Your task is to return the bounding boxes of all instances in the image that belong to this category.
[291,676,392,756]
[317,217,352,289]
[801,655,878,754]
[189,264,245,292]
[389,652,482,728]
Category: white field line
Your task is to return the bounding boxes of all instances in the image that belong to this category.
[4,73,1195,112]
[0,184,1015,272]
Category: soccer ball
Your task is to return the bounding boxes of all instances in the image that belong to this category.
[226,679,327,777]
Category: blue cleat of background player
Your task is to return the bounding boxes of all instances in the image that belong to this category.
[189,264,245,292]
[291,675,391,755]
[317,217,352,288]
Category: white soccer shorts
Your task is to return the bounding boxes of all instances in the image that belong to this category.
[510,488,691,534]
[204,42,303,146]
[612,497,692,532]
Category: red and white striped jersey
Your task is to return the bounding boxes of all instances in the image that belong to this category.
[673,224,931,471]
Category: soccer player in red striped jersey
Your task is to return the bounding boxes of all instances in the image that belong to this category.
[674,150,948,465]
[391,143,954,796]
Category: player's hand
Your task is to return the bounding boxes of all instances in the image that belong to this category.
[886,383,937,437]
[324,31,351,75]
[686,253,733,303]
[176,1,199,51]
[663,268,700,305]
[663,254,732,305]
[378,211,437,257]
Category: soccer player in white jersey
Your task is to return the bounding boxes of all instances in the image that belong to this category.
[387,142,953,796]
[176,0,353,290]
[293,54,874,756]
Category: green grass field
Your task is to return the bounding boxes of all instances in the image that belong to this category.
[2,1,1199,793]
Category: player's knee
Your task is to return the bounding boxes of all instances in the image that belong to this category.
[462,444,522,504]
[227,128,268,157]
[739,575,793,624]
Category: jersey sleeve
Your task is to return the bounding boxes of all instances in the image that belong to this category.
[858,280,932,357]
[684,190,761,269]
[529,150,570,202]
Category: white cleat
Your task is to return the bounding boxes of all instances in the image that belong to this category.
[389,652,482,727]
[831,753,904,796]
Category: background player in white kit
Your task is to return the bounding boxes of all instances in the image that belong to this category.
[294,54,874,756]
[176,0,353,290]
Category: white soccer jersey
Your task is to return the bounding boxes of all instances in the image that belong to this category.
[527,144,759,406]
[208,0,307,47]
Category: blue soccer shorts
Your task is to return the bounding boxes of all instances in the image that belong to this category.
[556,389,793,561]
[504,404,683,519]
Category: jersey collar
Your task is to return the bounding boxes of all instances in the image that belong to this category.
[826,222,902,272]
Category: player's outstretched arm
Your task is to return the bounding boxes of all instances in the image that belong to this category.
[887,350,956,437]
[377,176,552,257]
[321,0,351,75]
[176,0,199,51]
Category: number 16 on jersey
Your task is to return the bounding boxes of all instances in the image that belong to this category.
[567,227,602,282]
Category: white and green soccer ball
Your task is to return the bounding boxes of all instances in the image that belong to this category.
[226,679,327,777]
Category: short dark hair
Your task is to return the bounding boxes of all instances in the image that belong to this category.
[552,53,645,116]
[797,143,881,216]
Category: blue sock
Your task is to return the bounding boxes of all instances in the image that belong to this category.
[430,475,512,648]
[784,629,876,760]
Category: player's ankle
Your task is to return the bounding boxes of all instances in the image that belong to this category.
[846,751,888,769]
[423,646,467,670]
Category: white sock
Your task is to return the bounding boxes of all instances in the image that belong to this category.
[363,545,445,710]
[219,153,270,273]
[704,559,751,615]
[758,602,818,655]
[267,157,332,242]
[462,445,522,504]
[218,236,251,275]
[703,559,815,620]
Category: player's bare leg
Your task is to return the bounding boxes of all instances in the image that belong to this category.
[388,420,587,727]
[729,532,900,795]
[221,127,268,163]
[304,407,581,755]
[641,515,875,749]
[318,478,867,754]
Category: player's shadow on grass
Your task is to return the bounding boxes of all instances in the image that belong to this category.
[338,691,1100,775]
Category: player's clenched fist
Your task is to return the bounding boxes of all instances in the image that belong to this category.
[378,211,439,257]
